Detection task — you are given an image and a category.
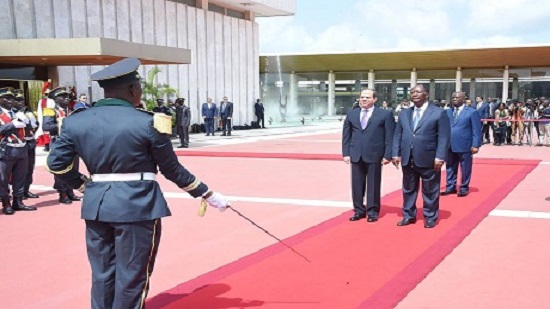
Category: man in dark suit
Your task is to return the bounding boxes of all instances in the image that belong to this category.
[443,91,482,197]
[342,89,395,222]
[47,58,230,309]
[175,98,190,148]
[220,96,233,136]
[475,96,490,144]
[201,98,217,136]
[392,84,450,228]
[254,99,265,128]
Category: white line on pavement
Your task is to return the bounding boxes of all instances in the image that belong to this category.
[489,209,550,219]
[29,184,351,208]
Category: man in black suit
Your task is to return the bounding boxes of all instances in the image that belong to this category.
[220,96,233,136]
[254,99,265,128]
[175,98,190,148]
[342,89,395,222]
[47,58,230,308]
[392,84,450,228]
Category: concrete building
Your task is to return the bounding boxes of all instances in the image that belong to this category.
[260,45,550,117]
[0,0,296,125]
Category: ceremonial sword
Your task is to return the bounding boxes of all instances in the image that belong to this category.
[199,200,311,263]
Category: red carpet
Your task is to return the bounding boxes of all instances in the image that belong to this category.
[146,159,538,309]
[175,150,341,160]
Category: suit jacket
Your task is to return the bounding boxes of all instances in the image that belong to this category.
[392,103,450,168]
[447,106,482,153]
[219,101,233,118]
[475,102,489,119]
[342,107,395,163]
[254,102,264,115]
[47,98,209,223]
[175,105,191,127]
[201,103,217,119]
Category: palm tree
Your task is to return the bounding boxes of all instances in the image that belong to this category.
[141,66,178,110]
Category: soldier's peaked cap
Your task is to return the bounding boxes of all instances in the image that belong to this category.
[48,86,69,99]
[91,58,141,88]
[0,87,15,97]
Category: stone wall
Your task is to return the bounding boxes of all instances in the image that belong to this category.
[0,0,260,125]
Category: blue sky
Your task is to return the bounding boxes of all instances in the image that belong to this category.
[257,0,550,54]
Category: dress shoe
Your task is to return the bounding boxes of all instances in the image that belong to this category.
[349,214,366,221]
[424,220,437,228]
[66,190,82,201]
[227,132,231,136]
[457,191,469,197]
[58,191,72,204]
[12,198,37,211]
[221,133,226,136]
[397,218,417,226]
[177,145,186,148]
[24,192,40,199]
[441,189,458,196]
[367,216,378,223]
[1,198,14,215]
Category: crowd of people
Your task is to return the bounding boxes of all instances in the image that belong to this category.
[368,95,550,146]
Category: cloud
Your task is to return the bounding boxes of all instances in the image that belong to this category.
[257,0,549,54]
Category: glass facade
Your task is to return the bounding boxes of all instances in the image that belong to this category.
[259,67,550,118]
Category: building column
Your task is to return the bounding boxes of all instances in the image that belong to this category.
[368,69,375,89]
[328,70,335,116]
[502,65,509,101]
[410,68,417,87]
[391,79,397,103]
[512,77,519,100]
[469,78,476,100]
[429,79,436,101]
[456,67,462,91]
[289,71,298,116]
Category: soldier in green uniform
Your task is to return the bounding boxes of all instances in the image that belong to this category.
[42,87,82,204]
[47,58,230,308]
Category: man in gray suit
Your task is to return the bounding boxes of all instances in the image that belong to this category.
[175,98,191,148]
[47,58,230,308]
[343,89,395,222]
[392,84,450,228]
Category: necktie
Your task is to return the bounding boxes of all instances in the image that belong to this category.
[361,109,369,129]
[453,108,459,123]
[413,108,421,130]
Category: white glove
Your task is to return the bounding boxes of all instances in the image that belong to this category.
[16,112,29,124]
[205,192,230,210]
[30,119,38,129]
[12,120,26,128]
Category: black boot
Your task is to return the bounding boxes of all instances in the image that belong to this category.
[66,190,82,201]
[58,191,72,204]
[1,197,14,215]
[24,191,40,199]
[12,197,37,211]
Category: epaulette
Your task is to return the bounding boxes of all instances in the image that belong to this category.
[43,107,56,117]
[136,108,154,115]
[153,113,172,134]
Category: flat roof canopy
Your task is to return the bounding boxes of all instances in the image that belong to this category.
[260,45,550,74]
[0,38,190,67]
